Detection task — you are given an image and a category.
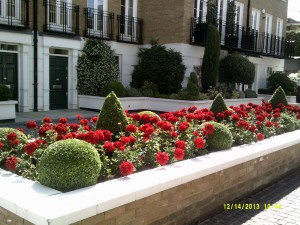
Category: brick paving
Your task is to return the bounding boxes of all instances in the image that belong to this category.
[197,168,300,225]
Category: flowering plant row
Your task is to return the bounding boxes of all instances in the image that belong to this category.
[1,101,300,182]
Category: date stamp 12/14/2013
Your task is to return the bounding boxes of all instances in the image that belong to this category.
[223,203,283,210]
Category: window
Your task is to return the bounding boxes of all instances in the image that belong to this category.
[194,0,207,21]
[251,8,260,31]
[120,0,137,37]
[235,2,244,47]
[48,0,72,29]
[87,0,108,34]
[275,18,283,54]
[0,0,20,22]
[264,14,272,53]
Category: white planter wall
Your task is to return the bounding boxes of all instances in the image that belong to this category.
[0,101,18,120]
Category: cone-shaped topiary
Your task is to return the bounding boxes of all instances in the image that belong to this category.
[201,121,233,151]
[96,91,129,136]
[210,93,228,116]
[39,139,101,192]
[269,86,288,108]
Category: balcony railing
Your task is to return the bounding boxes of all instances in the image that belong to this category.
[117,15,143,44]
[191,17,295,59]
[0,0,29,29]
[43,0,79,36]
[84,8,114,40]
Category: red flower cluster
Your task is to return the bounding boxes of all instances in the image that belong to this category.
[26,120,38,129]
[126,124,137,133]
[0,142,4,149]
[156,152,169,166]
[119,161,135,176]
[174,148,185,160]
[5,156,18,171]
[194,137,205,149]
[24,140,41,156]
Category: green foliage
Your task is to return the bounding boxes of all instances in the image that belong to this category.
[269,86,288,108]
[0,83,11,101]
[0,128,28,144]
[276,113,295,134]
[201,24,221,92]
[267,71,297,95]
[96,91,129,136]
[126,87,143,97]
[244,89,257,98]
[219,53,255,90]
[131,43,186,94]
[206,1,218,26]
[210,93,228,116]
[138,111,161,118]
[185,72,200,100]
[286,30,300,56]
[101,81,126,97]
[77,39,119,96]
[39,139,101,192]
[201,121,233,151]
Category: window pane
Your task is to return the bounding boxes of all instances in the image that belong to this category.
[121,0,125,15]
[87,0,94,8]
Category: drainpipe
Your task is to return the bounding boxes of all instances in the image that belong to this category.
[33,0,38,111]
[246,0,251,29]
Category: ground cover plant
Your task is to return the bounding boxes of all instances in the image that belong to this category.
[1,94,300,192]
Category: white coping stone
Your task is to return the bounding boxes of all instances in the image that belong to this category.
[1,130,300,225]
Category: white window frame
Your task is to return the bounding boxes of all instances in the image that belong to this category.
[275,18,283,55]
[87,0,108,36]
[194,0,208,22]
[235,1,244,48]
[121,0,138,39]
[251,8,260,32]
[0,0,21,24]
[48,0,72,31]
[264,13,272,53]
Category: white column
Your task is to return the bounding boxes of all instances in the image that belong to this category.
[19,45,31,112]
[42,46,50,111]
[68,49,78,109]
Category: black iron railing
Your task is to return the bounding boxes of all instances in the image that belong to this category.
[117,15,143,44]
[0,0,29,29]
[43,0,79,35]
[84,8,114,40]
[191,17,295,59]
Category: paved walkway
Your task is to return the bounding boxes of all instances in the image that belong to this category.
[197,168,300,225]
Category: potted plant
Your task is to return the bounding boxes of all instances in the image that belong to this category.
[0,83,18,121]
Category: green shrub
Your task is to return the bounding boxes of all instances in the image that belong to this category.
[189,72,199,85]
[201,121,233,150]
[219,53,255,90]
[276,113,295,134]
[131,43,186,94]
[96,91,129,136]
[101,81,126,97]
[77,39,119,96]
[39,139,101,192]
[210,93,228,116]
[244,89,257,98]
[269,86,288,108]
[126,87,142,97]
[267,71,297,95]
[201,24,221,92]
[138,111,161,119]
[0,83,11,101]
[0,128,28,144]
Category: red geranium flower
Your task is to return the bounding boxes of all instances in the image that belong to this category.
[59,117,68,124]
[126,124,137,133]
[0,142,4,149]
[95,130,105,141]
[76,114,82,120]
[170,131,178,138]
[113,141,125,151]
[55,123,67,135]
[69,123,79,132]
[188,106,197,113]
[80,119,89,126]
[90,116,98,123]
[217,113,225,119]
[174,148,185,160]
[26,120,38,129]
[120,136,130,144]
[103,141,115,153]
[156,152,169,166]
[103,130,112,141]
[194,137,205,149]
[203,123,214,135]
[7,132,17,141]
[257,133,264,141]
[178,122,190,132]
[10,139,19,146]
[175,140,186,149]
[5,156,18,171]
[39,124,52,137]
[161,122,173,131]
[119,161,135,176]
[43,117,52,123]
[128,136,136,143]
[265,121,273,127]
[84,131,99,144]
[16,128,25,133]
[24,142,39,156]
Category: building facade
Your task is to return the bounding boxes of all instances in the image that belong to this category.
[0,0,293,112]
